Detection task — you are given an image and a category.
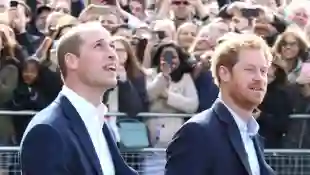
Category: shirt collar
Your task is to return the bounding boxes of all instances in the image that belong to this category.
[61,85,107,128]
[218,96,259,137]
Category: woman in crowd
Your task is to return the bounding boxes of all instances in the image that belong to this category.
[146,42,198,147]
[272,27,310,83]
[5,57,48,143]
[0,24,27,146]
[257,56,292,148]
[103,36,148,141]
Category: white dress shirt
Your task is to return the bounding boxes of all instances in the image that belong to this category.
[61,86,115,175]
[221,99,260,175]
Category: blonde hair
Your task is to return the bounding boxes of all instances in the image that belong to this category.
[211,34,272,86]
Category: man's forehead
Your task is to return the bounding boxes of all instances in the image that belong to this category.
[238,48,268,63]
[79,28,111,43]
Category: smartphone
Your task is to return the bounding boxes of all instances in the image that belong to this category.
[10,1,18,7]
[240,8,260,18]
[163,51,174,67]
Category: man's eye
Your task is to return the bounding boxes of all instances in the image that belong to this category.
[95,43,103,48]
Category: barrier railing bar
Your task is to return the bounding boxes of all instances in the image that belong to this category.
[0,111,308,119]
[2,146,310,153]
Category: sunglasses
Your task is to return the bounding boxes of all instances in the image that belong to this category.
[171,1,190,5]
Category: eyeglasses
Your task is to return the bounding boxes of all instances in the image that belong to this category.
[171,1,190,5]
[281,41,298,47]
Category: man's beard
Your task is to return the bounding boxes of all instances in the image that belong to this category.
[228,84,259,111]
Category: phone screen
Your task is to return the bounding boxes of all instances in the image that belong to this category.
[163,51,174,67]
[10,1,18,7]
[240,8,259,18]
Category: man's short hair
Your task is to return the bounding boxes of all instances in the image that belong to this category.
[56,22,103,78]
[210,34,272,86]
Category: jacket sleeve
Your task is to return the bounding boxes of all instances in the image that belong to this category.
[165,122,213,175]
[21,124,70,175]
[166,74,199,113]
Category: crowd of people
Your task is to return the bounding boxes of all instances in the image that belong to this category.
[0,0,309,159]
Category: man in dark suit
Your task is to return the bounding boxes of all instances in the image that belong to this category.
[20,22,137,175]
[165,34,275,175]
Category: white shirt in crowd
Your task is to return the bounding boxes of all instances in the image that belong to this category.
[61,86,115,175]
[221,98,260,175]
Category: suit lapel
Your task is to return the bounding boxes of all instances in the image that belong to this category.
[59,95,103,175]
[212,99,252,175]
[102,123,126,174]
[227,123,253,175]
[253,135,266,175]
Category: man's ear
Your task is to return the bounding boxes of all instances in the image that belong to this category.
[218,65,232,83]
[65,53,79,71]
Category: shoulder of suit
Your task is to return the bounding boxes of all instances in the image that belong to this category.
[185,108,216,128]
[22,102,65,142]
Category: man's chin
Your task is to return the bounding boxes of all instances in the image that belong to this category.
[100,79,118,90]
[235,97,262,111]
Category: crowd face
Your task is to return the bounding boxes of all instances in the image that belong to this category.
[226,48,269,109]
[290,8,309,28]
[99,14,119,31]
[36,10,51,34]
[112,40,128,66]
[129,0,144,19]
[177,23,197,49]
[53,1,71,14]
[22,61,39,85]
[280,35,300,60]
[170,0,191,19]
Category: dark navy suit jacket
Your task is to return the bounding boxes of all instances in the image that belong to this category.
[165,99,276,175]
[20,95,138,175]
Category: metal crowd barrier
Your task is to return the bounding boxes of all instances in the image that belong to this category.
[0,111,309,175]
[0,147,310,175]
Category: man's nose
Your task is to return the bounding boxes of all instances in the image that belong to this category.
[107,47,118,61]
[253,70,264,81]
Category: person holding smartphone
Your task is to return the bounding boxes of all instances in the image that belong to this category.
[146,42,198,147]
[143,42,198,174]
